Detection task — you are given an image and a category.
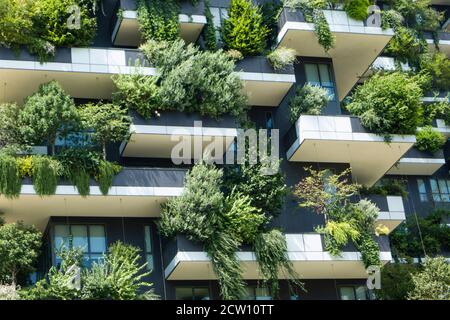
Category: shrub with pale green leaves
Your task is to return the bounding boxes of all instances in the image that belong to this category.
[415,126,446,154]
[289,84,330,123]
[267,47,296,71]
[408,256,450,300]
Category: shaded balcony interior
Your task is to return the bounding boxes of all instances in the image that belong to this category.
[277,7,394,101]
[285,115,416,187]
[111,0,207,47]
[387,147,446,176]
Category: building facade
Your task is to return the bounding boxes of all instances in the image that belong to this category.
[0,0,449,300]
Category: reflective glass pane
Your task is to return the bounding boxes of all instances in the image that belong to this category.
[340,287,356,300]
[319,64,332,85]
[355,286,367,300]
[89,225,106,253]
[146,254,154,271]
[255,287,272,300]
[144,226,152,253]
[193,288,210,301]
[430,179,439,193]
[417,179,426,193]
[71,225,88,252]
[54,225,70,251]
[438,179,448,194]
[245,287,255,300]
[305,64,320,85]
[176,288,194,300]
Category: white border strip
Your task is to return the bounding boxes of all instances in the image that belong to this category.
[131,124,238,137]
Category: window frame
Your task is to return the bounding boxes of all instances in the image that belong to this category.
[303,62,337,101]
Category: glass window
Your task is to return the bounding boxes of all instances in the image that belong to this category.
[355,286,368,300]
[417,179,428,202]
[245,286,272,300]
[175,287,210,300]
[430,178,450,202]
[304,63,336,100]
[339,286,371,300]
[54,224,106,268]
[339,287,356,300]
[144,225,154,271]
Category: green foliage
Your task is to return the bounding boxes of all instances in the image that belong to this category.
[80,103,131,159]
[261,0,283,49]
[376,263,417,300]
[343,0,370,21]
[31,156,62,196]
[419,52,450,92]
[96,161,121,196]
[253,230,302,298]
[19,81,79,155]
[222,0,269,56]
[317,221,360,256]
[137,0,179,42]
[32,0,97,47]
[289,84,330,123]
[391,209,450,260]
[360,179,408,197]
[0,0,35,47]
[69,167,90,197]
[23,242,158,300]
[112,72,160,119]
[139,39,248,120]
[390,0,443,32]
[0,103,25,148]
[0,222,42,286]
[346,72,424,136]
[203,0,217,51]
[0,155,22,199]
[355,232,381,267]
[385,27,427,67]
[223,160,288,218]
[415,126,446,154]
[284,0,335,52]
[267,47,296,71]
[408,256,450,300]
[223,190,265,243]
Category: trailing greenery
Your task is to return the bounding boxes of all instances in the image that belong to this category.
[116,39,248,121]
[203,0,217,51]
[284,0,335,52]
[0,0,96,61]
[0,222,42,286]
[261,0,283,49]
[419,52,450,92]
[346,72,425,137]
[222,0,269,56]
[19,81,79,155]
[31,156,63,196]
[294,168,386,267]
[160,163,299,299]
[137,0,179,42]
[289,84,330,123]
[391,209,450,261]
[407,256,450,300]
[415,126,446,154]
[96,161,122,196]
[0,155,22,199]
[0,104,25,148]
[22,242,158,300]
[267,47,296,71]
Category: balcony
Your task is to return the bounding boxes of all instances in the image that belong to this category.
[285,115,416,187]
[0,167,186,230]
[111,0,207,47]
[163,234,392,280]
[277,8,394,101]
[235,56,295,107]
[120,111,238,159]
[387,147,446,176]
[365,195,406,232]
[425,31,450,57]
[0,47,155,104]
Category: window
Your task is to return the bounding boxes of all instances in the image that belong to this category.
[144,225,154,271]
[339,286,373,300]
[304,63,336,100]
[175,287,210,300]
[210,7,228,44]
[430,178,450,202]
[417,179,428,202]
[245,286,272,300]
[266,112,273,138]
[54,224,106,267]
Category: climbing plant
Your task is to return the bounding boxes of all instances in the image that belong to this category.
[137,0,179,42]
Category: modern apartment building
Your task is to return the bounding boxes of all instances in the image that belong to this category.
[0,0,448,300]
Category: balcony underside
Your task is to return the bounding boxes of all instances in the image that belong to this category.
[121,124,237,158]
[368,195,406,232]
[0,185,182,231]
[112,11,206,47]
[286,116,415,187]
[277,21,393,101]
[387,158,446,176]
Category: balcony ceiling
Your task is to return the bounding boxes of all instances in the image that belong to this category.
[277,19,393,101]
[386,157,446,176]
[286,116,416,187]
